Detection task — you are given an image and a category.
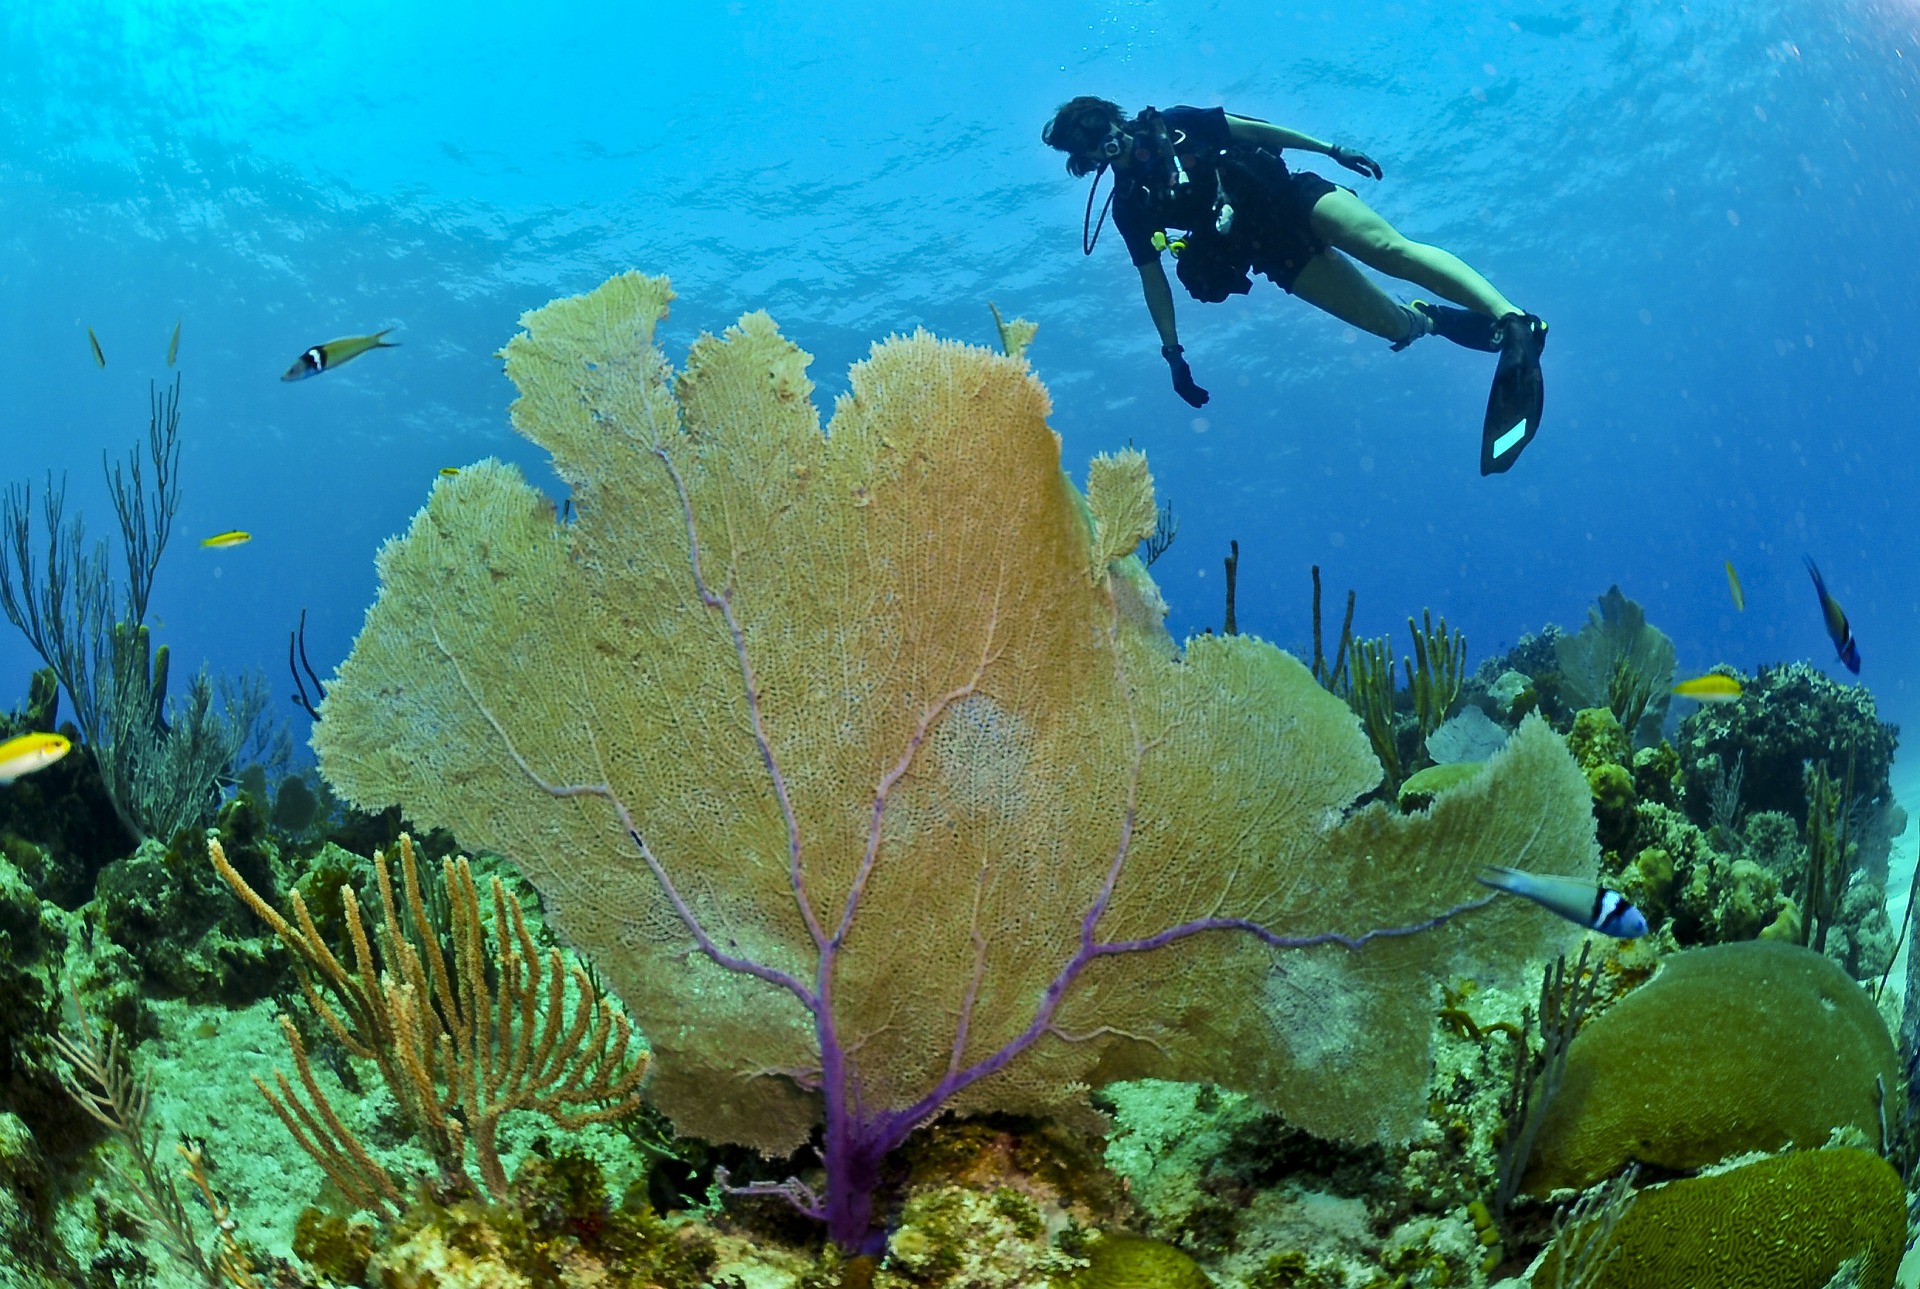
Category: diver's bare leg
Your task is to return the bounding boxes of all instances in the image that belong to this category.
[1288,248,1415,341]
[1308,189,1520,320]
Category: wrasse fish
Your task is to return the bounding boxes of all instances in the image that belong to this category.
[200,530,251,549]
[0,732,71,784]
[281,328,399,381]
[1804,558,1861,674]
[1725,560,1744,612]
[439,467,461,477]
[1477,866,1648,939]
[87,327,105,367]
[167,318,181,367]
[1671,673,1741,703]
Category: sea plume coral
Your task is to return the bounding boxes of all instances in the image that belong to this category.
[313,272,1597,1252]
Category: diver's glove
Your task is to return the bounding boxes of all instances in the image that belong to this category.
[1163,344,1209,407]
[1328,144,1383,180]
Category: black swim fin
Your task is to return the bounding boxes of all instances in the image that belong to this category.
[1480,313,1547,475]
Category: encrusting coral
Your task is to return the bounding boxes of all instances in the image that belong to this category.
[312,270,1600,1255]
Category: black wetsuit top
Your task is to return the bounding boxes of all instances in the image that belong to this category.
[1109,105,1341,294]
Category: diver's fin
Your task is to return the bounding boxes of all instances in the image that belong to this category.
[1480,313,1547,475]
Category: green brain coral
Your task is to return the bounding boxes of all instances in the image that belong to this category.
[1063,1234,1212,1288]
[1532,1149,1904,1289]
[1523,941,1898,1194]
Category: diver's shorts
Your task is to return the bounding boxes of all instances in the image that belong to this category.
[1242,170,1347,293]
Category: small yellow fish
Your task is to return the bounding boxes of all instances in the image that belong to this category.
[1671,673,1742,703]
[200,530,252,549]
[167,318,181,367]
[0,732,71,784]
[1725,560,1744,612]
[87,326,105,367]
[439,467,461,477]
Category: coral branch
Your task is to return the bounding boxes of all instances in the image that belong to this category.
[213,835,649,1205]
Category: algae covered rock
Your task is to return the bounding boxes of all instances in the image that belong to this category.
[1531,1148,1904,1289]
[1523,941,1897,1194]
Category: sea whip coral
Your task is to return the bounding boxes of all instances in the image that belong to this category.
[314,272,1595,1252]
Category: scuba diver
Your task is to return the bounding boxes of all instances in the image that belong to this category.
[1042,97,1548,475]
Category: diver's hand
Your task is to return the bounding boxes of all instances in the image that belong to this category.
[1329,144,1383,180]
[1163,344,1209,407]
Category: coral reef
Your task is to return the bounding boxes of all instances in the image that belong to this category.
[1530,1148,1904,1289]
[1522,941,1897,1194]
[209,833,647,1213]
[311,272,1599,1252]
[0,672,132,908]
[1674,661,1898,829]
[363,1145,720,1289]
[1553,587,1674,746]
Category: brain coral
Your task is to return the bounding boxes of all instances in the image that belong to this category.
[1067,1233,1212,1289]
[1531,1148,1904,1289]
[1523,940,1898,1194]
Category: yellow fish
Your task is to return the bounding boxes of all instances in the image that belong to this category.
[87,326,105,367]
[1671,673,1742,703]
[167,318,181,367]
[439,467,461,477]
[200,530,251,549]
[0,732,71,784]
[1725,560,1744,612]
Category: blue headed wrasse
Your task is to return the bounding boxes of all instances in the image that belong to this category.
[1477,865,1648,939]
[1804,558,1861,673]
[167,319,180,367]
[281,328,399,381]
[1725,560,1744,612]
[439,467,461,476]
[1671,673,1741,703]
[87,327,105,367]
[0,732,71,784]
[200,530,251,549]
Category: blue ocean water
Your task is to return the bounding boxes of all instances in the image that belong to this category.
[2,0,1917,750]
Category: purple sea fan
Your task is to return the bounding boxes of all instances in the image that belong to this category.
[313,272,1597,1254]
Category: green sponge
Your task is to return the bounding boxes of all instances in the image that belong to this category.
[1531,1149,1904,1289]
[1524,941,1898,1195]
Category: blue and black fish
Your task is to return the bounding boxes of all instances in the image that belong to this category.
[1804,558,1861,674]
[1477,866,1647,939]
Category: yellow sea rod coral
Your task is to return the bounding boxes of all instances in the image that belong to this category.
[314,271,1601,1253]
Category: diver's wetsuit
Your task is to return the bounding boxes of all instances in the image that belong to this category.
[1110,105,1344,295]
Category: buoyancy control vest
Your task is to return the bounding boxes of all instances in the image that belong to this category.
[1151,142,1296,302]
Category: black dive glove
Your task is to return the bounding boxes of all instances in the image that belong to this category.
[1328,144,1383,180]
[1163,344,1209,407]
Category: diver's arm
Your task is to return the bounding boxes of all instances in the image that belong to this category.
[1224,114,1330,155]
[1138,259,1181,348]
[1139,260,1209,407]
[1225,114,1382,179]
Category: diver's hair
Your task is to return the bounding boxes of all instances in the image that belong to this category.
[1042,96,1127,177]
